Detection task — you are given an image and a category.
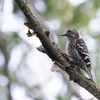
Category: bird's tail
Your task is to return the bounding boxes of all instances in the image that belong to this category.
[86,69,95,84]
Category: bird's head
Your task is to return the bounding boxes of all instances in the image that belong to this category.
[61,28,80,40]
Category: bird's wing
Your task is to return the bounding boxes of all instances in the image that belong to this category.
[76,38,92,70]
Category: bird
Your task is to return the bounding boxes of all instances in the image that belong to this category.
[60,28,94,82]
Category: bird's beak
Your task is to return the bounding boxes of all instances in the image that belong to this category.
[60,34,66,36]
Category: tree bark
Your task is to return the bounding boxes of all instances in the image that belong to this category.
[15,0,100,99]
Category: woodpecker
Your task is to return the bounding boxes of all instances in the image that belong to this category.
[61,28,94,82]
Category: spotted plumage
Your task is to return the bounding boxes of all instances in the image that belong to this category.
[61,28,94,82]
[76,38,92,70]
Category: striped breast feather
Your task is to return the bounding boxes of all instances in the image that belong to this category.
[76,38,92,70]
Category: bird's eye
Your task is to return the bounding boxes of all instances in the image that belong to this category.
[68,30,71,33]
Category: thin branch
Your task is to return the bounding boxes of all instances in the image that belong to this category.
[15,0,100,99]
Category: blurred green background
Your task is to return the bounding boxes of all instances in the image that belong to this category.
[0,0,100,100]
